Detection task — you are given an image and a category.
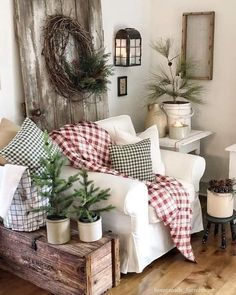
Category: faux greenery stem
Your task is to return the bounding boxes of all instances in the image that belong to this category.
[147,38,204,104]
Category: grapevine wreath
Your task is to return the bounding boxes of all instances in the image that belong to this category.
[43,14,112,101]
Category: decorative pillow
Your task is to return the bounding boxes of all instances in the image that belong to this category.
[0,118,20,165]
[0,118,57,173]
[114,125,165,175]
[109,138,155,182]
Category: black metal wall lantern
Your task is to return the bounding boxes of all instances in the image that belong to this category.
[114,28,142,67]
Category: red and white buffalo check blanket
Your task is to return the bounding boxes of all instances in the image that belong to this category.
[50,121,195,262]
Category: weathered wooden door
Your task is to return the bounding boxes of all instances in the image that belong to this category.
[14,0,108,131]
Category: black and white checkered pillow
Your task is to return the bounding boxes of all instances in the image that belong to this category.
[0,118,56,173]
[109,138,155,182]
[3,169,47,231]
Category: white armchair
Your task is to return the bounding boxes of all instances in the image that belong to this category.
[61,115,206,274]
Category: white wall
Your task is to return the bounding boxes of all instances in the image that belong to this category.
[0,0,24,124]
[2,0,235,180]
[150,0,236,181]
[101,0,151,131]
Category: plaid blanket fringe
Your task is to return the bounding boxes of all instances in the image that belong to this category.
[50,121,195,261]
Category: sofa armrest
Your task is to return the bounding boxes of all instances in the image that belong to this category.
[160,149,206,192]
[60,166,149,217]
[88,172,149,216]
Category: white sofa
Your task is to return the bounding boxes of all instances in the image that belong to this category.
[61,115,206,274]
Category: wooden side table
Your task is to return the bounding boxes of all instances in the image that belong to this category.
[202,210,236,249]
[159,130,213,154]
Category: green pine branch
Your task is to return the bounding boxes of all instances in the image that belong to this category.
[68,169,115,222]
[147,38,204,104]
[31,132,80,218]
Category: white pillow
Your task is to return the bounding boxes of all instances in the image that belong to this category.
[114,125,165,175]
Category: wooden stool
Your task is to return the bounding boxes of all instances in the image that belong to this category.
[202,210,236,249]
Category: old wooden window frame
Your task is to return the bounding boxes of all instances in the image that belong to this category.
[182,11,215,80]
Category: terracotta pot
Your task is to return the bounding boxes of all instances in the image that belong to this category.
[207,190,234,218]
[77,216,102,242]
[145,103,167,137]
[46,217,70,245]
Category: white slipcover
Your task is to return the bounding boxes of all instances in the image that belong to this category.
[61,115,206,273]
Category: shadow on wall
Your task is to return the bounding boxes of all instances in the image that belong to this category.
[203,154,229,183]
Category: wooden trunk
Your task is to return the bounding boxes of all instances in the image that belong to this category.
[0,223,120,295]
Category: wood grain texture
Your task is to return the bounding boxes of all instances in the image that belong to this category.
[2,198,236,295]
[14,0,108,131]
[0,224,120,295]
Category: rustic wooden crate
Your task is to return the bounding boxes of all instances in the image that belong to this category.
[0,223,120,295]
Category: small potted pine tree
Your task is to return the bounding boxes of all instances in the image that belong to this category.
[31,134,80,245]
[69,169,114,242]
[207,179,236,218]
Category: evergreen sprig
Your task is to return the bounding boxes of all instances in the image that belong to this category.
[63,49,113,97]
[147,38,204,104]
[31,133,80,218]
[69,169,115,223]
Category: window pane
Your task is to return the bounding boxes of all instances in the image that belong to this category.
[136,48,141,56]
[130,57,136,65]
[121,39,127,47]
[116,48,121,56]
[136,39,141,46]
[130,48,136,57]
[130,39,135,47]
[116,39,121,47]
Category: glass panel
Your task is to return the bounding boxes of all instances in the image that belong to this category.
[136,48,141,56]
[130,48,136,57]
[115,57,121,66]
[136,39,141,46]
[121,39,127,47]
[121,57,127,66]
[135,57,141,64]
[130,39,135,47]
[116,39,121,47]
[116,48,121,57]
[130,57,136,65]
[120,48,127,58]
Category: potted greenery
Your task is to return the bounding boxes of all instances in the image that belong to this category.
[69,169,115,242]
[146,38,204,133]
[207,179,236,218]
[31,134,80,245]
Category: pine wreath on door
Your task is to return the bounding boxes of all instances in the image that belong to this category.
[14,0,108,131]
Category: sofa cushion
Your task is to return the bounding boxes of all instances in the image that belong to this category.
[109,138,155,182]
[0,118,57,173]
[96,115,136,139]
[148,178,195,223]
[114,125,165,175]
[0,118,20,165]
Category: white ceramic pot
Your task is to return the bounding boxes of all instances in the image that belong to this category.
[207,190,234,218]
[162,101,193,132]
[77,216,102,242]
[46,217,70,245]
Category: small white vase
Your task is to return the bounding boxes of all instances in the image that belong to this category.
[46,217,70,245]
[145,103,167,137]
[207,190,234,218]
[77,216,102,242]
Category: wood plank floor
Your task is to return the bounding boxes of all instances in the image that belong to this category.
[1,199,236,295]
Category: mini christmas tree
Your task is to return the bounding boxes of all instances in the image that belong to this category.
[69,169,115,223]
[31,133,80,219]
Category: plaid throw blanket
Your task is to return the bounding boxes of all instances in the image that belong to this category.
[50,121,195,262]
